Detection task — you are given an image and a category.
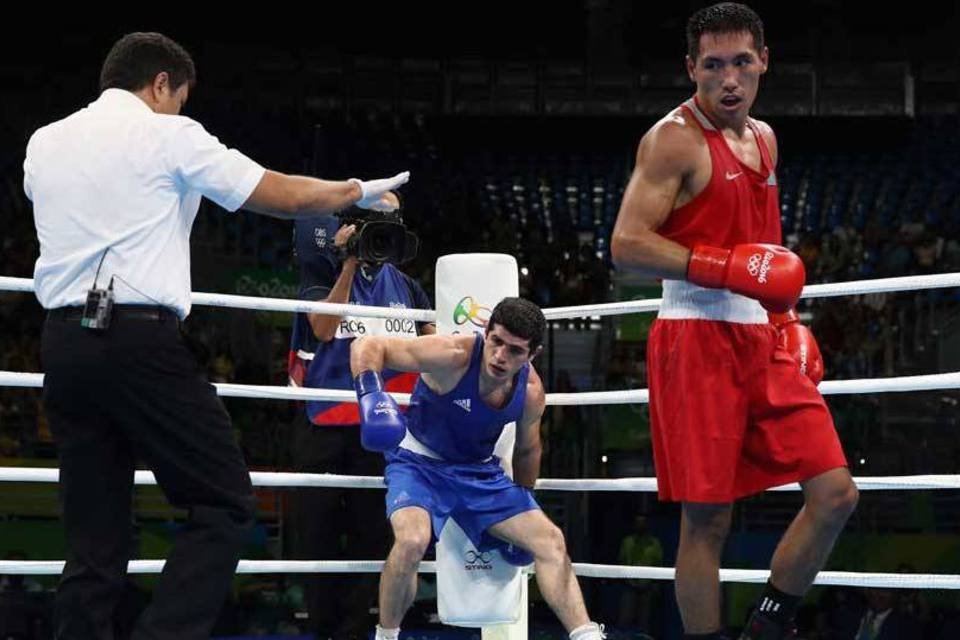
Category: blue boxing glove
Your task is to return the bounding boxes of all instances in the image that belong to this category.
[355,370,406,452]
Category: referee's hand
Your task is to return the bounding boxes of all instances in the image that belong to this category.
[350,171,410,211]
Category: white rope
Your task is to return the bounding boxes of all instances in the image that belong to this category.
[5,272,960,321]
[572,566,960,590]
[542,299,662,320]
[538,475,960,492]
[0,372,43,388]
[545,389,650,405]
[215,382,412,405]
[0,277,34,293]
[0,467,389,488]
[0,371,413,404]
[4,371,960,406]
[818,373,960,395]
[3,467,960,492]
[0,560,417,575]
[552,372,960,405]
[545,475,960,492]
[0,277,434,322]
[0,559,955,588]
[542,273,960,319]
[801,273,960,299]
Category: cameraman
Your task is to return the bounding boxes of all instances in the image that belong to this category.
[286,209,434,639]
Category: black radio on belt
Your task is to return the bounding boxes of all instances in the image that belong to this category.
[81,280,114,330]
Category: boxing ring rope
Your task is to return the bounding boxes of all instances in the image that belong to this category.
[2,272,960,589]
[3,465,960,492]
[0,559,956,590]
[2,271,960,320]
[3,370,960,405]
[0,277,436,323]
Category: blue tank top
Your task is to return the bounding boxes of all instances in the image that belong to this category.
[405,334,530,463]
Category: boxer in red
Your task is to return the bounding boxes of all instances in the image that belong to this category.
[611,4,857,639]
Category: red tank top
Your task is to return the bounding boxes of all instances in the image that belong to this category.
[659,97,781,249]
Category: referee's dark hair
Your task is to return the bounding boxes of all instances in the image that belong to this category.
[99,32,196,93]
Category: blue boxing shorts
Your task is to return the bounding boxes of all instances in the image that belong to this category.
[384,447,539,554]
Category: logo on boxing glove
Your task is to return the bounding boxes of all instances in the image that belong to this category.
[798,344,808,376]
[747,250,775,284]
[374,401,398,417]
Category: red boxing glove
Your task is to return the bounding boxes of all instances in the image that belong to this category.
[687,243,805,313]
[769,309,824,384]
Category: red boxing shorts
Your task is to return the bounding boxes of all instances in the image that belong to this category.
[647,315,848,503]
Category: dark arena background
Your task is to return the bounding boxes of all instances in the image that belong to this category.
[1,2,959,639]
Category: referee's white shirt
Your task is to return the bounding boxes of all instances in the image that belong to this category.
[24,88,265,319]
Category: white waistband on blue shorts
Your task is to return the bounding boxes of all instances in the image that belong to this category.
[398,431,495,464]
[657,280,769,324]
[399,431,445,460]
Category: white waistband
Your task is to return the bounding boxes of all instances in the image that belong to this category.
[399,431,445,460]
[657,280,769,324]
[398,431,495,464]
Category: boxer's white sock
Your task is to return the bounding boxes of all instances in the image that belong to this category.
[376,625,400,640]
[569,622,605,640]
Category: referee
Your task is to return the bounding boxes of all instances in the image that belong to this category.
[24,33,408,640]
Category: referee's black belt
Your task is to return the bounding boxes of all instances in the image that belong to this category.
[48,305,180,325]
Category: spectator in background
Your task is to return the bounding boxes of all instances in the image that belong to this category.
[850,587,916,640]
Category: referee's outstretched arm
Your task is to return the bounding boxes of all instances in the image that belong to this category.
[242,170,408,220]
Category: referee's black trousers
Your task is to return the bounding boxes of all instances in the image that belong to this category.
[41,307,256,640]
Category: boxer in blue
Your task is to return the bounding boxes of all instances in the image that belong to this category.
[350,297,603,640]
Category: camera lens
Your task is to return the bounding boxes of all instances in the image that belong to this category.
[361,222,404,263]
